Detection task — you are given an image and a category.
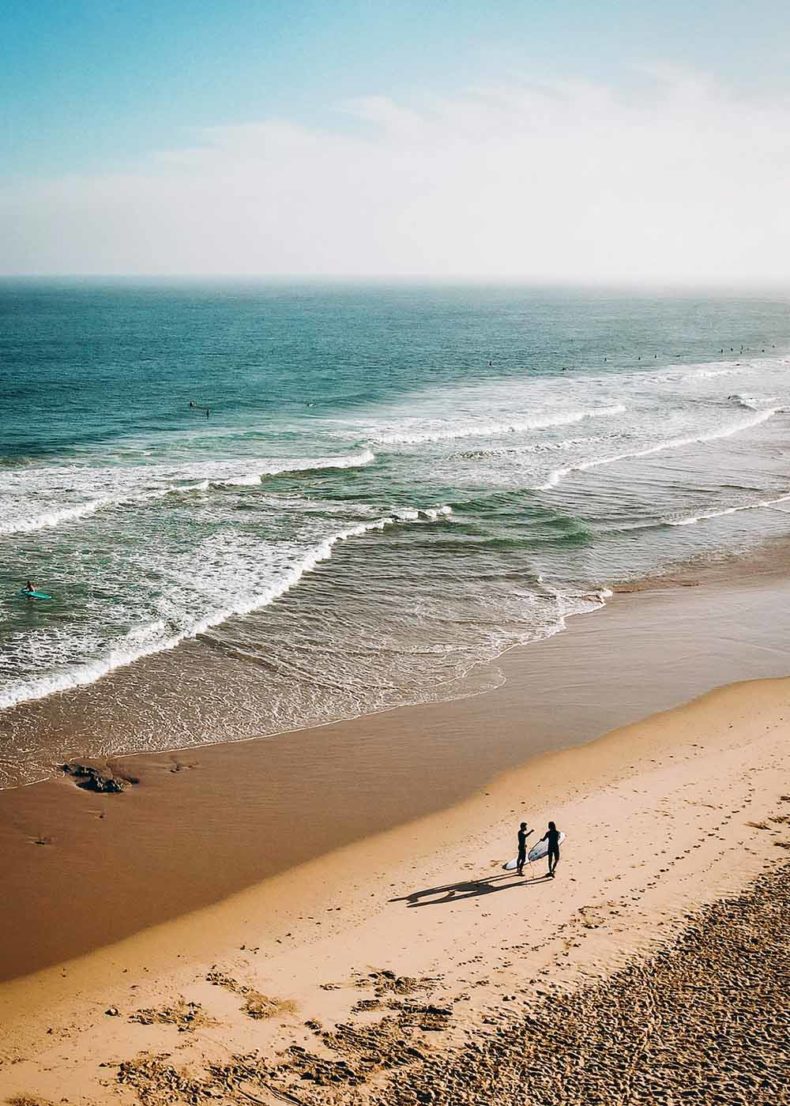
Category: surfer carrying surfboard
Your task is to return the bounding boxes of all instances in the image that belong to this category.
[516,822,533,876]
[540,821,562,878]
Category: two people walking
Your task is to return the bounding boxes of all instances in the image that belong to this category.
[516,820,562,878]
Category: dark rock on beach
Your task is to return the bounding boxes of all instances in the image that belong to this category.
[59,761,135,793]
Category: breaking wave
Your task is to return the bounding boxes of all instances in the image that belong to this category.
[0,502,446,712]
[0,449,376,538]
[538,407,782,491]
[369,405,626,446]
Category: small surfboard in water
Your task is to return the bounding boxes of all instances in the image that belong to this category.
[503,831,566,870]
[19,589,53,601]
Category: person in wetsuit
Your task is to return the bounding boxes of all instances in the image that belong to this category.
[24,580,35,593]
[541,821,561,878]
[516,822,532,876]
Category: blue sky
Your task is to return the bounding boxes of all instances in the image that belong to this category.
[3,0,789,179]
[1,1,788,279]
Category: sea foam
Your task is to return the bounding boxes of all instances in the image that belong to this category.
[368,405,626,446]
[0,449,376,538]
[0,502,442,713]
[667,492,790,527]
[537,406,782,492]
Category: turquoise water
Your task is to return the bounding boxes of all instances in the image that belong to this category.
[1,282,789,785]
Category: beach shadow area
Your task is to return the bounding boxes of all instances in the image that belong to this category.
[391,870,551,907]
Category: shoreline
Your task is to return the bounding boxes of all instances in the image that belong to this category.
[1,555,789,981]
[1,672,787,1103]
[3,531,790,794]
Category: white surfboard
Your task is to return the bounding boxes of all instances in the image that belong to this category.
[528,830,565,863]
[503,830,566,870]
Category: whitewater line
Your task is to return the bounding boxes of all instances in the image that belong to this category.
[536,407,782,492]
[0,503,450,714]
[0,449,376,539]
[371,405,626,446]
[667,492,790,527]
[0,485,179,538]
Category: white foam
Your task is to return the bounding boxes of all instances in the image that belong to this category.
[369,405,626,446]
[0,449,376,538]
[648,359,747,385]
[0,505,425,713]
[667,492,790,527]
[208,448,376,486]
[324,352,790,498]
[729,393,779,411]
[0,497,115,536]
[457,433,613,461]
[537,406,782,491]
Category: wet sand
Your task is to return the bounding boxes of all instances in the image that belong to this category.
[1,559,789,980]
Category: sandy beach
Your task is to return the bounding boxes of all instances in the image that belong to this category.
[4,3,790,1100]
[1,560,789,1105]
[1,554,789,978]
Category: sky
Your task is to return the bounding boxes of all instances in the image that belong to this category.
[1,0,789,282]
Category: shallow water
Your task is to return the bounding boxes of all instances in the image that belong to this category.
[1,282,789,785]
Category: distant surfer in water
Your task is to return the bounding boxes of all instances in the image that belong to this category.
[24,580,35,594]
[516,822,532,876]
[541,821,561,878]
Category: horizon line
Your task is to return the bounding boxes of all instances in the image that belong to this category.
[1,273,790,293]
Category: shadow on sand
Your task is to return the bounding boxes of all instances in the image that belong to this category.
[390,870,552,908]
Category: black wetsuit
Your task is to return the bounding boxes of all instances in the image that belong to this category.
[517,827,528,867]
[546,826,561,865]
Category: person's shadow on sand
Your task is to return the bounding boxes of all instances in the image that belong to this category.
[390,871,551,907]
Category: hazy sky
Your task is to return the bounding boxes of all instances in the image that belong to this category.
[2,0,788,281]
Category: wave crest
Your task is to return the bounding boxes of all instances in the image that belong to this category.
[371,405,626,446]
[0,502,448,713]
[537,407,782,492]
[667,491,790,528]
[0,449,376,538]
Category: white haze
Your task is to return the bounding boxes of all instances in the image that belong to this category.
[2,71,789,283]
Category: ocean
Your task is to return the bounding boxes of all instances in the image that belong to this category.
[1,281,789,787]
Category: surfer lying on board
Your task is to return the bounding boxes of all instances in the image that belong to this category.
[516,822,533,876]
[541,821,562,878]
